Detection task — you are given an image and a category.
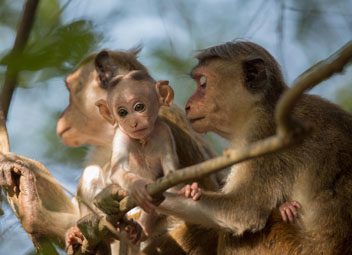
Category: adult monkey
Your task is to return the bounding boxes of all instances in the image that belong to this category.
[152,41,352,254]
[0,48,220,253]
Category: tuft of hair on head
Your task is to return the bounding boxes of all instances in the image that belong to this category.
[195,40,278,65]
[127,70,155,83]
[107,70,155,91]
[127,44,143,57]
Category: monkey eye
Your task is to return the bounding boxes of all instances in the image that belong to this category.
[199,75,207,89]
[134,103,145,112]
[118,108,128,117]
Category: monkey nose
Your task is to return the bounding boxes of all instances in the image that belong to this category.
[130,121,138,128]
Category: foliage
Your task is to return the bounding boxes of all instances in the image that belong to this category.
[336,84,352,112]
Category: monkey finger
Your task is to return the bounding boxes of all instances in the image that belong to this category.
[1,163,14,187]
[291,201,301,209]
[287,205,298,218]
[191,182,199,190]
[280,208,288,222]
[192,191,201,201]
[0,169,6,186]
[184,185,191,198]
[72,236,83,245]
[285,208,294,222]
[190,186,201,198]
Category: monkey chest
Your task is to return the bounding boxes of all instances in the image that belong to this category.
[128,150,163,180]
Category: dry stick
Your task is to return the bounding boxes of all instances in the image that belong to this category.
[79,41,352,252]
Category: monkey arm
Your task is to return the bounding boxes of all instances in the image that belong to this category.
[0,153,80,244]
[158,163,280,236]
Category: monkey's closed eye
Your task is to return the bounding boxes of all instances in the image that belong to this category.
[199,75,207,89]
[118,108,128,117]
[134,103,145,112]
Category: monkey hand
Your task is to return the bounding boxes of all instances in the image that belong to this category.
[0,153,42,225]
[279,200,301,223]
[117,218,145,245]
[179,182,202,201]
[65,226,84,255]
[0,153,26,194]
[130,179,156,214]
[94,184,128,215]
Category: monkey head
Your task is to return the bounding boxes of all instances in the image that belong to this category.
[185,41,286,141]
[56,48,147,147]
[96,71,174,141]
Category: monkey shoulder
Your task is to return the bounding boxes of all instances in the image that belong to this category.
[152,119,175,143]
[295,95,352,134]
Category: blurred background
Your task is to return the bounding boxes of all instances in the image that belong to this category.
[0,0,351,254]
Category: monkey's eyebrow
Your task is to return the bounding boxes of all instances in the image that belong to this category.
[189,66,200,79]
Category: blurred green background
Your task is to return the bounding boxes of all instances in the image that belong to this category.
[0,0,351,254]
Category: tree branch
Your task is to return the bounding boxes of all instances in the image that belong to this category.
[107,40,352,218]
[0,0,39,224]
[1,0,39,119]
[76,41,352,253]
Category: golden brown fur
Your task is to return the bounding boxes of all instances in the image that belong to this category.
[152,41,352,254]
[91,49,221,254]
[0,48,220,253]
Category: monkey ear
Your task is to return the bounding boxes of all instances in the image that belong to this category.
[95,99,116,126]
[156,80,174,106]
[242,56,268,91]
[95,50,115,89]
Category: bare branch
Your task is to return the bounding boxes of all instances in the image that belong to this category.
[276,41,352,135]
[109,40,352,218]
[1,0,39,119]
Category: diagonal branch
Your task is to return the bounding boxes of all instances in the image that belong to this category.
[106,40,352,219]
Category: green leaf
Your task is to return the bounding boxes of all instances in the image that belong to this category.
[1,20,102,87]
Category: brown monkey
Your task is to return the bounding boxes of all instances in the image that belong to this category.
[96,71,201,240]
[93,54,301,255]
[151,41,352,254]
[0,48,219,254]
[61,49,218,254]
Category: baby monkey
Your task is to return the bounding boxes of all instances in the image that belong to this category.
[96,70,201,240]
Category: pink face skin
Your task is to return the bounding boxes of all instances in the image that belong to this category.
[110,82,160,142]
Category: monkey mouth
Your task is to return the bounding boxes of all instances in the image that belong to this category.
[188,117,205,124]
[133,127,148,133]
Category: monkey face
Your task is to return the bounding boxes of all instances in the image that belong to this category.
[112,83,160,141]
[185,62,231,136]
[57,50,147,147]
[186,58,263,140]
[57,65,115,147]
